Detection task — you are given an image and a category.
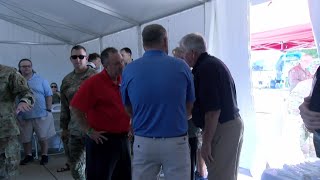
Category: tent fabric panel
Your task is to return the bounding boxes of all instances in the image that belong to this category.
[207,0,255,171]
[0,44,72,87]
[102,27,140,60]
[0,0,205,44]
[80,38,101,55]
[141,5,205,56]
[0,19,63,44]
[93,0,203,24]
[1,0,133,44]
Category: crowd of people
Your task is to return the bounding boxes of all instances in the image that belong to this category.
[0,23,249,180]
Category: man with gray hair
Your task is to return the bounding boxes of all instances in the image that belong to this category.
[121,24,195,180]
[179,33,244,180]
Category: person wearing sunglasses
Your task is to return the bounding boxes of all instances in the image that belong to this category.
[50,82,60,105]
[58,45,96,180]
[0,64,34,179]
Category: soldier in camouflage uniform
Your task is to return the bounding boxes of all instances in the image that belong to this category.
[60,45,96,180]
[0,64,34,180]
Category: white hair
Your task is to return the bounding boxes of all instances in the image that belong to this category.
[179,33,207,53]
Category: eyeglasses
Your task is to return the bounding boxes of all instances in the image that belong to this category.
[20,65,32,68]
[70,55,86,60]
[51,86,57,88]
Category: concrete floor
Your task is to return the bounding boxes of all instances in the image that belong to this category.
[15,155,72,180]
[14,154,254,180]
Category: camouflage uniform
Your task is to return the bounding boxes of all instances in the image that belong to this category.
[60,68,96,180]
[0,65,34,179]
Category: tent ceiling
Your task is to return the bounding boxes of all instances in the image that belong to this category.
[0,0,208,45]
[0,0,274,45]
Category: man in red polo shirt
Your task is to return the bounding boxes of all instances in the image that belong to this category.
[70,47,131,180]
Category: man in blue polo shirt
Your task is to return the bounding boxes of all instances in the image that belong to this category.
[121,24,195,180]
[17,59,55,166]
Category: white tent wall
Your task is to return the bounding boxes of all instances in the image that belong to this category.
[0,19,72,86]
[101,26,140,59]
[0,19,63,44]
[28,45,72,86]
[141,5,205,56]
[0,44,72,86]
[205,0,256,174]
[80,38,101,55]
[0,44,29,65]
[83,5,205,59]
[80,5,205,59]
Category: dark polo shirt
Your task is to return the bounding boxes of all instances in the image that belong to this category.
[192,52,239,128]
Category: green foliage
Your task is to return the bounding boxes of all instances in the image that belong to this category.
[287,48,319,58]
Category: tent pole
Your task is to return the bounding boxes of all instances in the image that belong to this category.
[136,25,142,57]
[280,41,284,51]
[99,37,103,53]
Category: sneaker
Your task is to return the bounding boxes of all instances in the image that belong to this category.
[20,155,34,165]
[40,155,48,165]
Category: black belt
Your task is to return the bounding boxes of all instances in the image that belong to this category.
[145,132,188,139]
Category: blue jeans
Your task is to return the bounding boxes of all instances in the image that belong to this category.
[314,132,320,158]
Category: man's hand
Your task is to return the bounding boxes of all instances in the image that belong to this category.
[87,129,108,144]
[128,130,134,141]
[299,97,320,132]
[16,102,33,114]
[200,143,214,164]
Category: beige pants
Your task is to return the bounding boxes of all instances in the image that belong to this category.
[132,135,190,180]
[18,113,56,143]
[207,117,244,180]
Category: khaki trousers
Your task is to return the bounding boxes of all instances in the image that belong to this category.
[207,117,244,180]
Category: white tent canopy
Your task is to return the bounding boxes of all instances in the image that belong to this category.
[0,0,213,84]
[0,0,278,176]
[0,0,208,44]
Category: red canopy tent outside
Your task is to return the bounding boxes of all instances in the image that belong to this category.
[251,23,315,51]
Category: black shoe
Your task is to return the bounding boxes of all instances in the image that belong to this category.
[20,155,34,165]
[40,155,48,165]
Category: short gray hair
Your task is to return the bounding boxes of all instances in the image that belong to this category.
[180,33,207,53]
[142,24,167,47]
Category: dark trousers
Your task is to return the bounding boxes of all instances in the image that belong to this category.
[189,137,198,180]
[86,133,131,180]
